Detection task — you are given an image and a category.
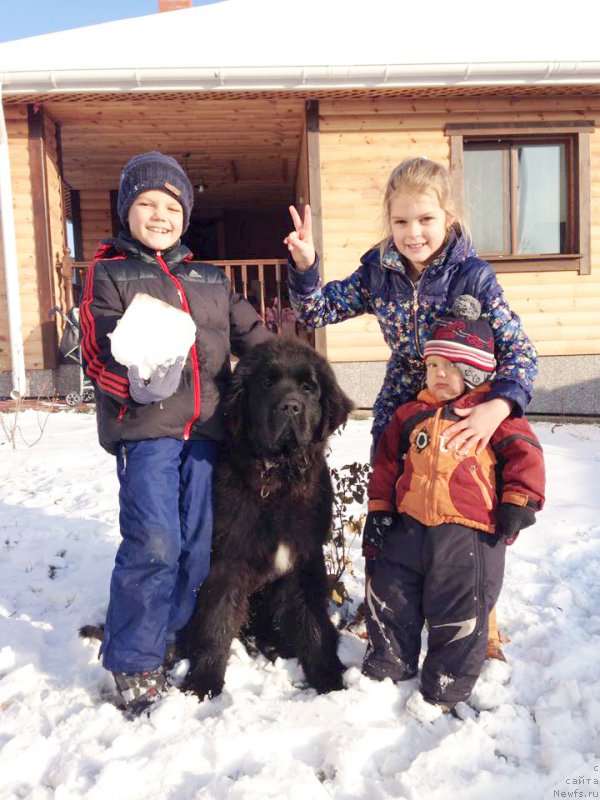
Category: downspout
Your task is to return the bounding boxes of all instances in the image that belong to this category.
[0,84,27,398]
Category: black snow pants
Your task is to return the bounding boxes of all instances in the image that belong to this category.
[363,513,505,707]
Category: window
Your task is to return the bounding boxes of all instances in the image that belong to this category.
[448,123,591,274]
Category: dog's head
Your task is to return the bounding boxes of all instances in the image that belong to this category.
[224,339,353,460]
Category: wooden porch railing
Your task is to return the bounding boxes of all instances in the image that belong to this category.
[212,259,286,321]
[63,257,312,341]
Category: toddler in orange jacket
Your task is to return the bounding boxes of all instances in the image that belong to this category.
[362,295,545,711]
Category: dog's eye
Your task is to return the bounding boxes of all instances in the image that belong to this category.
[301,382,315,394]
[262,376,274,388]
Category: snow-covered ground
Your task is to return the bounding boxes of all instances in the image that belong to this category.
[1,409,599,800]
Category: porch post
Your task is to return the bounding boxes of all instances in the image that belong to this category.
[27,104,57,368]
[0,85,27,398]
[305,99,327,356]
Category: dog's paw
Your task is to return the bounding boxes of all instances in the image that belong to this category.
[311,664,346,694]
[79,623,104,641]
[182,668,224,701]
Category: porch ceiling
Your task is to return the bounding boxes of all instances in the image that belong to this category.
[44,97,305,212]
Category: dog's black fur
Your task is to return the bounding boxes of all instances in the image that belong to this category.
[179,338,353,699]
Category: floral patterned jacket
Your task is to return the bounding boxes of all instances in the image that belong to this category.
[287,230,538,441]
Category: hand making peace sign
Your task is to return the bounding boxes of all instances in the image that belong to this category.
[284,205,316,272]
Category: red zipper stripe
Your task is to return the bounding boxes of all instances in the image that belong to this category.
[155,252,201,439]
[80,255,130,399]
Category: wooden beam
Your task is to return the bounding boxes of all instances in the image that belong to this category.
[577,131,591,275]
[508,146,519,256]
[448,135,464,222]
[446,120,596,135]
[27,104,57,369]
[305,99,327,356]
[70,190,84,261]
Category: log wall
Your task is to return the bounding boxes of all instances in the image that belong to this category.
[79,190,112,261]
[317,96,600,362]
[3,91,600,378]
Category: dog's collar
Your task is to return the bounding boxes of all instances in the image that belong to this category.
[259,459,278,499]
[258,454,311,499]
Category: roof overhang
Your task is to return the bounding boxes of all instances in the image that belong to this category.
[2,0,600,96]
[4,61,600,95]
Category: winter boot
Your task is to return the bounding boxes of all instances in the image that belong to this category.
[113,666,167,716]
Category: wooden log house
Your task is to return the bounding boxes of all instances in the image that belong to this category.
[0,0,599,414]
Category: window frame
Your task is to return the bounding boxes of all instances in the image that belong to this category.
[448,122,592,275]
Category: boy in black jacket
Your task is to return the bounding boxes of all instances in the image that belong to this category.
[80,152,271,715]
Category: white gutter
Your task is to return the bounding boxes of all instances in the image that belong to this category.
[2,61,600,93]
[0,84,27,398]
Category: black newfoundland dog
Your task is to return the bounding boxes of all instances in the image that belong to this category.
[179,337,354,699]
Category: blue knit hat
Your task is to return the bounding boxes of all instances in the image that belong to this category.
[117,151,194,232]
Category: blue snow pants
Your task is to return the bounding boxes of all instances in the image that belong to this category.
[102,437,218,673]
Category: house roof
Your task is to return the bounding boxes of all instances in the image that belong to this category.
[1,0,600,94]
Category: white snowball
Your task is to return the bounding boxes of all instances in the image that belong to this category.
[109,292,197,380]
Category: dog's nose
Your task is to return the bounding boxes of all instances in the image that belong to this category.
[278,397,303,416]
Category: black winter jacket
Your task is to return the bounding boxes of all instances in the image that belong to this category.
[80,233,271,454]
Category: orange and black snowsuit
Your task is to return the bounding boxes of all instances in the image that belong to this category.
[368,384,545,530]
[363,385,545,707]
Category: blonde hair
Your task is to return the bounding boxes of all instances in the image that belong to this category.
[379,157,470,257]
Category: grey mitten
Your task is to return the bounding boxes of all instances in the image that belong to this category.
[128,357,185,404]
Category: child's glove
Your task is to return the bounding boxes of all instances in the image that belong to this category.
[362,511,397,561]
[128,357,185,404]
[496,502,536,546]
